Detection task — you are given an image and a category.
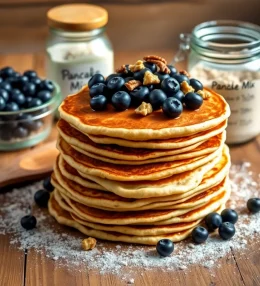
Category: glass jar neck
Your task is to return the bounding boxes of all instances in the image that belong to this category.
[190,20,260,64]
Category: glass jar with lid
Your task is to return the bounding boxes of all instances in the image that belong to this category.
[174,20,260,144]
[46,4,114,100]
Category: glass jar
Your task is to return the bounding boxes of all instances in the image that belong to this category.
[174,20,260,144]
[46,4,114,100]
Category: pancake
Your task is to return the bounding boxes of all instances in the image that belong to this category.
[57,137,223,181]
[70,132,225,165]
[87,120,227,149]
[59,86,230,141]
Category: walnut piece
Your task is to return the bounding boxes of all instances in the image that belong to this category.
[129,60,145,72]
[82,237,97,251]
[179,70,190,77]
[125,80,142,91]
[143,71,160,85]
[197,89,211,99]
[116,65,128,74]
[143,55,167,64]
[135,102,153,116]
[180,81,194,94]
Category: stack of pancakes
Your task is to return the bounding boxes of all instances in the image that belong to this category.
[49,86,231,245]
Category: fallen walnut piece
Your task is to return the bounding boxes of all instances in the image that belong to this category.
[180,81,194,94]
[135,102,153,116]
[197,89,211,99]
[82,237,97,251]
[143,55,167,64]
[125,80,142,91]
[179,70,190,77]
[129,60,145,72]
[116,65,128,74]
[143,71,160,85]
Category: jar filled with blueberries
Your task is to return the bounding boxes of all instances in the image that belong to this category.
[0,67,61,150]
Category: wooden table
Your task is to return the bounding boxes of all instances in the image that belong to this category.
[0,53,260,286]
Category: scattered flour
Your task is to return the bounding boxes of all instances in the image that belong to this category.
[0,163,259,279]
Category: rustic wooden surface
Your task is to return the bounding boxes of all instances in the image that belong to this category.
[0,53,259,286]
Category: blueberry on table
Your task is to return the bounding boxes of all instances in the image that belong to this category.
[184,92,203,110]
[0,81,12,92]
[27,98,43,108]
[10,92,26,106]
[221,209,238,224]
[88,74,105,88]
[192,226,209,244]
[34,189,50,207]
[149,89,167,110]
[0,89,9,102]
[22,82,36,97]
[107,77,125,92]
[43,176,54,192]
[144,62,157,73]
[23,70,38,79]
[154,72,170,82]
[172,90,185,103]
[4,101,19,112]
[161,77,180,96]
[167,65,178,77]
[21,215,37,230]
[172,74,190,84]
[0,96,6,111]
[189,78,203,92]
[162,97,183,118]
[0,66,15,79]
[247,198,260,213]
[90,95,107,111]
[39,79,54,92]
[37,90,52,103]
[13,126,29,138]
[205,212,222,231]
[218,222,236,240]
[130,86,150,105]
[156,239,174,257]
[89,83,107,98]
[133,68,150,81]
[111,91,131,111]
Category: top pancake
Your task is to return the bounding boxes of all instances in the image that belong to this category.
[59,86,230,141]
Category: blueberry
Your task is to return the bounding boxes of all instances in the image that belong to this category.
[219,222,236,240]
[37,90,52,103]
[31,120,43,131]
[172,74,190,84]
[88,74,105,88]
[0,77,2,83]
[0,96,6,110]
[89,83,107,98]
[106,73,119,84]
[30,77,42,90]
[21,215,37,230]
[162,97,183,118]
[5,101,19,112]
[10,92,25,106]
[39,80,54,92]
[0,81,12,92]
[192,226,209,244]
[156,239,174,257]
[90,95,107,111]
[27,98,42,108]
[172,90,185,103]
[18,114,38,131]
[221,209,238,224]
[184,92,203,110]
[24,97,33,108]
[144,62,157,73]
[149,89,167,110]
[154,72,170,83]
[205,212,222,231]
[190,78,203,92]
[161,77,180,96]
[107,77,125,92]
[34,189,50,207]
[146,85,154,92]
[0,67,15,79]
[0,89,9,102]
[23,70,38,79]
[16,76,29,89]
[133,68,150,81]
[130,86,150,105]
[13,126,29,138]
[22,82,36,97]
[111,91,131,111]
[247,198,260,213]
[43,176,54,192]
[167,65,178,77]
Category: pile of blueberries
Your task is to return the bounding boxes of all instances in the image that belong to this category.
[0,67,54,141]
[156,198,260,257]
[88,64,204,118]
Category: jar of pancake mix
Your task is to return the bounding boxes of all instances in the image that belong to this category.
[46,4,114,100]
[173,20,260,144]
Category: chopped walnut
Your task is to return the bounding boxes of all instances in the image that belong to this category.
[143,71,160,85]
[179,70,190,77]
[143,55,167,64]
[135,102,153,116]
[181,81,194,94]
[197,89,211,99]
[129,60,145,72]
[116,65,128,74]
[82,237,97,251]
[125,80,142,91]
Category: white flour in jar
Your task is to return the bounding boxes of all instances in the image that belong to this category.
[190,65,260,144]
